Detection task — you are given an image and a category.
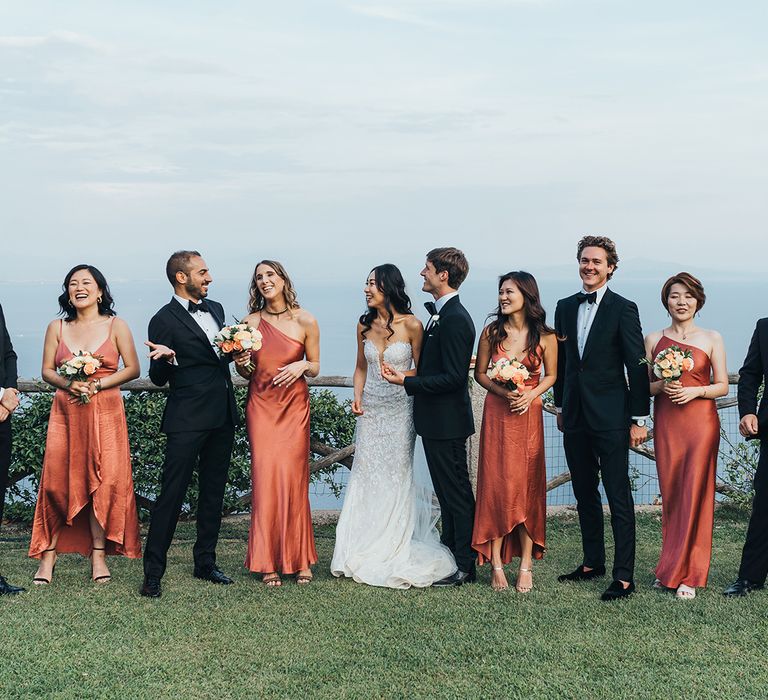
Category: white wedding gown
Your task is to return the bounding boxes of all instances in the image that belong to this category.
[331,340,457,588]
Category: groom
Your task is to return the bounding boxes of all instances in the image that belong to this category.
[140,250,239,598]
[554,236,649,601]
[383,247,477,586]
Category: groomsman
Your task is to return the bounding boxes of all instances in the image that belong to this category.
[724,318,768,597]
[553,236,650,601]
[140,251,239,598]
[0,303,23,594]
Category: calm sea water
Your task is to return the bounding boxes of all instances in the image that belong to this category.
[3,273,763,509]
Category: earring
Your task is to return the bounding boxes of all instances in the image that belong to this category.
[97,296,103,304]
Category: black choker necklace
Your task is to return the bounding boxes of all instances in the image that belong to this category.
[265,307,289,316]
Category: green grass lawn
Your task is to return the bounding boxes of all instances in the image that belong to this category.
[1,507,766,700]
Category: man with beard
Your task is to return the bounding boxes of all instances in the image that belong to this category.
[140,251,239,598]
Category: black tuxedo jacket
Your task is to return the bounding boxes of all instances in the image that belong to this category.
[0,304,18,391]
[148,298,238,433]
[553,288,649,432]
[738,317,768,440]
[404,296,475,440]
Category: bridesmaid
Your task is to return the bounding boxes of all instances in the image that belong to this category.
[472,271,557,592]
[30,264,142,584]
[644,272,728,599]
[234,260,320,587]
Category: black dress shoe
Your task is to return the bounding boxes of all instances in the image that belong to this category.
[0,575,25,595]
[558,564,606,582]
[194,565,234,585]
[723,578,765,598]
[140,576,162,598]
[432,568,477,587]
[600,579,635,601]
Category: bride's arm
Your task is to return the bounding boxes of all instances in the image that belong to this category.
[404,316,422,377]
[352,323,367,415]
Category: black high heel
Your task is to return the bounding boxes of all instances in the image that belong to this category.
[33,547,57,585]
[90,546,112,584]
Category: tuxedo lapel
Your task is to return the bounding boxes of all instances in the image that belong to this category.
[168,298,219,359]
[565,296,580,357]
[581,289,614,363]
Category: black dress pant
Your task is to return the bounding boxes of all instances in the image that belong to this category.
[739,440,768,584]
[0,418,10,528]
[144,424,235,579]
[563,425,636,582]
[422,436,476,573]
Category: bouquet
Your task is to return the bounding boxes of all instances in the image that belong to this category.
[640,345,695,383]
[57,351,103,404]
[487,356,530,392]
[214,321,263,372]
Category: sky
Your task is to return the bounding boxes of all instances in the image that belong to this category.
[1,1,766,285]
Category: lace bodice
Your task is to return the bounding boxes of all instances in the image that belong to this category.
[362,340,414,406]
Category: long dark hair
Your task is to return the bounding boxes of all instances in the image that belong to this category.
[359,264,413,340]
[486,271,554,364]
[57,264,116,322]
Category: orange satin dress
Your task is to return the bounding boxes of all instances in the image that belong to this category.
[244,318,317,574]
[653,335,720,588]
[472,349,546,565]
[29,322,142,559]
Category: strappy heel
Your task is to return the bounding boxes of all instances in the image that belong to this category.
[491,565,508,592]
[33,547,57,585]
[90,546,112,584]
[516,566,533,594]
[295,571,313,585]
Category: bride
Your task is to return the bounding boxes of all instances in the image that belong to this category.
[331,264,456,588]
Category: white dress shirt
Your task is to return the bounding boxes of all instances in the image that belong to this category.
[576,283,609,358]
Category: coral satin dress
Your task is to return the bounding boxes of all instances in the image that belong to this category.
[653,335,720,588]
[29,320,142,559]
[244,318,317,574]
[472,349,546,564]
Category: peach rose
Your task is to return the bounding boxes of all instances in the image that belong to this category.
[221,340,234,353]
[661,368,673,379]
[233,340,243,352]
[681,357,694,372]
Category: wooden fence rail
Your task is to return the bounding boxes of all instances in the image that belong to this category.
[15,371,743,500]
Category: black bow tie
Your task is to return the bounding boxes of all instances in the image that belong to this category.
[188,299,210,314]
[424,301,437,316]
[575,291,597,305]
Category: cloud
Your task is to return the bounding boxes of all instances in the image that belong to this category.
[0,30,108,52]
[347,5,445,29]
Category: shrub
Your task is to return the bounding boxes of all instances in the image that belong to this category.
[6,387,355,523]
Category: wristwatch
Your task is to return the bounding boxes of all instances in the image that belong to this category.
[632,418,647,428]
